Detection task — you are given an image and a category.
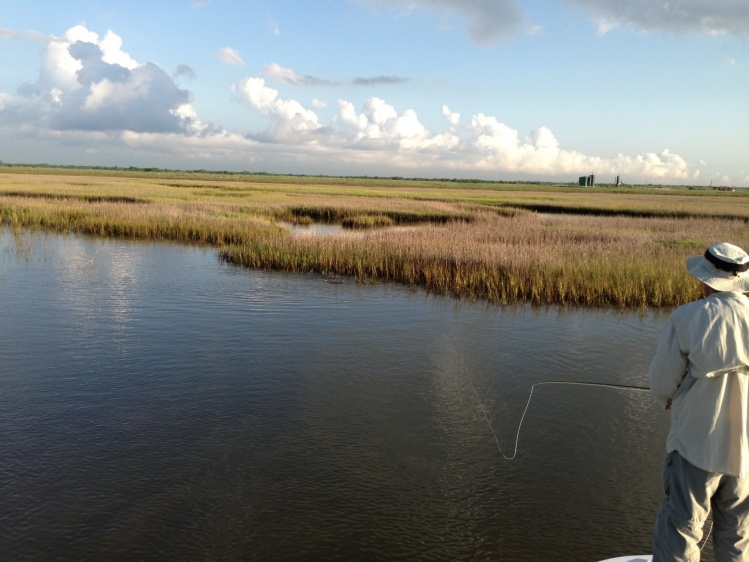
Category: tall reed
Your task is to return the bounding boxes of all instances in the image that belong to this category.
[221,214,749,308]
[3,170,749,308]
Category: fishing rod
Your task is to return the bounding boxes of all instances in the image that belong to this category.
[464,376,650,461]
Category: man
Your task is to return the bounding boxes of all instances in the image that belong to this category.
[649,242,749,561]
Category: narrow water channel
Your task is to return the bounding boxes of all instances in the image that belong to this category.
[0,228,679,561]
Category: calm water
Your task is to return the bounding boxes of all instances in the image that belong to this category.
[1,228,680,561]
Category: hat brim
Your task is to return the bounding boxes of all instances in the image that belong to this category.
[686,255,749,292]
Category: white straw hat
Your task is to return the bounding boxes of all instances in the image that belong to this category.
[686,242,749,292]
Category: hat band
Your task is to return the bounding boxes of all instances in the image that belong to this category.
[704,249,749,275]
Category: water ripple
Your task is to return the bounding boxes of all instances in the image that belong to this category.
[0,229,668,561]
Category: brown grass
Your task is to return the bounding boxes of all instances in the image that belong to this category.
[2,167,749,308]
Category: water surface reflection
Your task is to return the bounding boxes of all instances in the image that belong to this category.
[0,228,677,561]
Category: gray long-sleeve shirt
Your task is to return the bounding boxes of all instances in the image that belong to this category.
[649,291,749,477]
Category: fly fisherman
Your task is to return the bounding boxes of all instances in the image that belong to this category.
[649,242,749,561]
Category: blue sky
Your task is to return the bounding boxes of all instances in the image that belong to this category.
[1,0,747,186]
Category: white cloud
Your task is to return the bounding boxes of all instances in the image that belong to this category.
[170,104,211,135]
[121,129,254,158]
[356,0,525,44]
[0,23,708,184]
[394,109,428,139]
[0,27,48,42]
[442,105,460,126]
[0,25,193,134]
[217,47,244,66]
[41,25,100,92]
[334,97,461,154]
[231,78,277,110]
[264,63,298,84]
[570,0,749,37]
[98,30,138,69]
[263,63,339,87]
[84,80,116,111]
[595,20,618,36]
[363,97,398,126]
[19,26,138,99]
[230,77,321,141]
[227,83,692,181]
[617,149,689,180]
[338,99,369,133]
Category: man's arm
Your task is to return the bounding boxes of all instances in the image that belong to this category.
[648,317,688,409]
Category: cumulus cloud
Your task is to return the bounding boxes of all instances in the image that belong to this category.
[217,47,244,66]
[339,97,428,144]
[570,0,749,37]
[225,78,690,181]
[0,25,199,135]
[356,0,525,43]
[442,105,460,126]
[24,25,137,94]
[228,79,690,180]
[230,77,321,142]
[0,23,701,183]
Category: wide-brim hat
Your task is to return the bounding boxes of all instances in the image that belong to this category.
[686,242,749,292]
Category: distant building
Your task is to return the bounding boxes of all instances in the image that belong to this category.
[578,174,595,187]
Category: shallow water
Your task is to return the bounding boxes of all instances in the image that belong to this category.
[281,221,410,237]
[0,228,682,561]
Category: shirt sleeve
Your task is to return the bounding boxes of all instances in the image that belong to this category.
[648,315,689,409]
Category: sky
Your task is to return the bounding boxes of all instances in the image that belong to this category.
[0,1,747,186]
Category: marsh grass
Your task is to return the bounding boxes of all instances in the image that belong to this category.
[2,168,749,308]
[0,191,147,204]
[282,204,472,226]
[342,215,395,229]
[221,214,740,307]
